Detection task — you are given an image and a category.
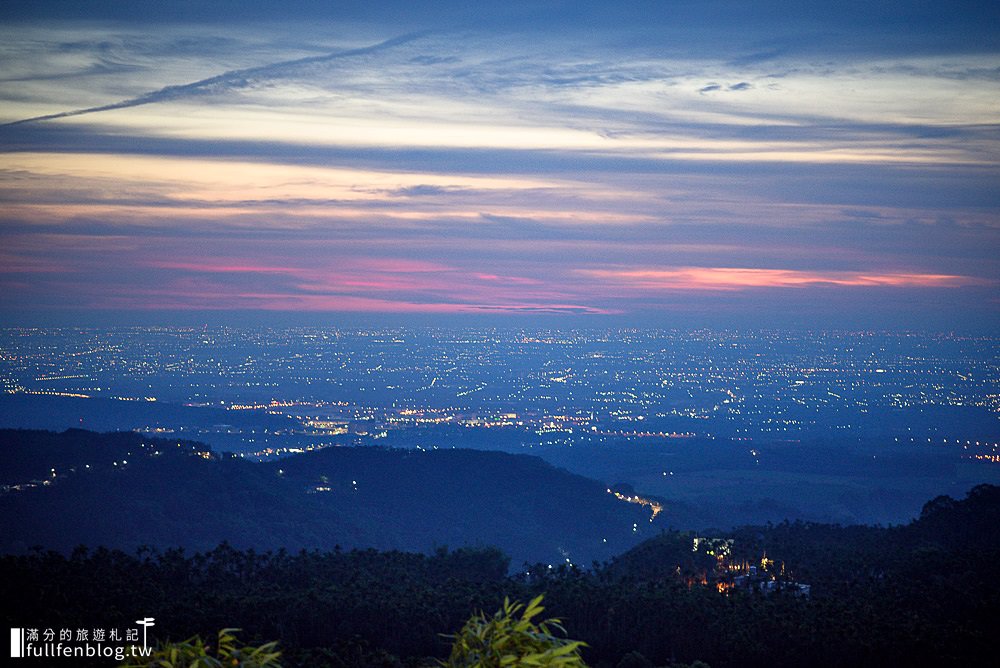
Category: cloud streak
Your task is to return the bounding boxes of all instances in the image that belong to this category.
[1,30,431,127]
[579,267,992,291]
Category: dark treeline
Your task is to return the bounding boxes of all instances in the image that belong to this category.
[4,484,999,667]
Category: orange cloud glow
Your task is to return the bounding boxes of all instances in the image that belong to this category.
[578,267,990,291]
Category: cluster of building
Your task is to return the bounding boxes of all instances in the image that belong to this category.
[692,537,811,597]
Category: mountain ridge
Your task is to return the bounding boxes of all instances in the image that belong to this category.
[0,428,659,566]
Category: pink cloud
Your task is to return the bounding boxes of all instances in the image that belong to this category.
[347,258,455,273]
[61,259,607,315]
[146,257,458,280]
[474,273,544,285]
[85,285,609,315]
[578,267,991,291]
[148,261,308,276]
[142,256,559,303]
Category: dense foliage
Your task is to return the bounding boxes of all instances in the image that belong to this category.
[4,484,999,667]
[120,628,282,668]
[441,595,587,667]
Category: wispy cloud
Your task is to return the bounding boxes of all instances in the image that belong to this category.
[578,267,992,291]
[1,30,431,127]
[1,4,998,327]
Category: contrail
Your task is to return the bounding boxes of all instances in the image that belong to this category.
[0,30,431,128]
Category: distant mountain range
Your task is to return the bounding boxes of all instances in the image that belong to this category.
[0,429,663,566]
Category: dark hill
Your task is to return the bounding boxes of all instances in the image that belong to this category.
[0,428,204,486]
[262,445,658,565]
[607,483,1000,587]
[0,429,658,565]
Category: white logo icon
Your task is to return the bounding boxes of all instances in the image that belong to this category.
[135,618,155,650]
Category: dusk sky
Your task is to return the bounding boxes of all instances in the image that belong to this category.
[1,1,998,329]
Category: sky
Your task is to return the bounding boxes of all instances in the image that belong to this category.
[1,1,998,330]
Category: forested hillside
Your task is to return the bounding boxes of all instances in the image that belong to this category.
[0,429,656,565]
